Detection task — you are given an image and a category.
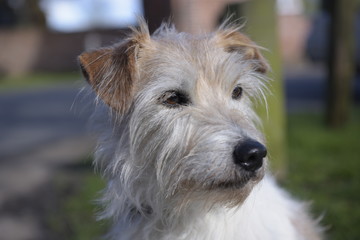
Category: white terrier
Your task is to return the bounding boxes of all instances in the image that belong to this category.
[79,21,322,240]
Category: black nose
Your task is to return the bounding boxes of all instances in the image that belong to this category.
[233,140,267,172]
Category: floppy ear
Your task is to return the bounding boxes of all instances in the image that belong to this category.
[78,37,142,113]
[217,30,269,74]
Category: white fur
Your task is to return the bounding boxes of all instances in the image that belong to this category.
[84,23,322,240]
[101,175,317,240]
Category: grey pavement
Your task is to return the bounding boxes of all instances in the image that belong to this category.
[0,83,96,240]
[0,84,94,159]
[284,64,360,112]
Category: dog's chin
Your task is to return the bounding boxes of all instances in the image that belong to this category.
[181,168,265,196]
[208,168,265,191]
[164,168,265,212]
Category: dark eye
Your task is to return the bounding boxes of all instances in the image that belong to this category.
[160,90,190,108]
[232,86,243,100]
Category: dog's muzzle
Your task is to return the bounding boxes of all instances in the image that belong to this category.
[233,139,267,172]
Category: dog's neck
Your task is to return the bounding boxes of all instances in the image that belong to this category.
[112,176,308,240]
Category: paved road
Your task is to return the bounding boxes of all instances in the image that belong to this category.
[0,84,94,160]
[285,71,360,112]
[0,83,96,240]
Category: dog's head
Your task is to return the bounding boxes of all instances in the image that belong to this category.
[79,21,269,209]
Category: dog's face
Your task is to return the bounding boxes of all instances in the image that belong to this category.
[79,24,269,207]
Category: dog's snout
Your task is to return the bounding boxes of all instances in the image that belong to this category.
[233,140,267,172]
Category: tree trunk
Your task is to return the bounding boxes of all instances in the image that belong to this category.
[326,0,356,127]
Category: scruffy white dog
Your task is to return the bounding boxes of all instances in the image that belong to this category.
[79,21,322,240]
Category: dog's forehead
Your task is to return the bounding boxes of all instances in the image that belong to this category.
[152,32,226,66]
[138,32,249,91]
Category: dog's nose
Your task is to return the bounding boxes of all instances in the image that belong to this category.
[233,140,267,172]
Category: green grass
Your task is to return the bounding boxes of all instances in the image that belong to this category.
[285,109,360,240]
[0,72,81,91]
[62,174,108,240]
[52,109,360,239]
[48,161,108,240]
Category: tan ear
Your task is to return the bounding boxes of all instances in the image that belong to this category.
[78,39,139,113]
[217,30,269,74]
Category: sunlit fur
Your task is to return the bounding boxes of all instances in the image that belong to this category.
[81,21,322,240]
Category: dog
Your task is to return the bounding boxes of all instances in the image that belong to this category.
[79,20,322,240]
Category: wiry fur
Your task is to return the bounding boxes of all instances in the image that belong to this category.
[79,21,322,240]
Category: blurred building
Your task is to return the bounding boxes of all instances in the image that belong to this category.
[0,0,142,76]
[0,0,340,76]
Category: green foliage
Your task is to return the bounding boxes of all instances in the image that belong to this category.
[0,72,81,91]
[285,109,360,240]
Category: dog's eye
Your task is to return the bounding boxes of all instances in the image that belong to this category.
[161,90,189,108]
[232,86,243,100]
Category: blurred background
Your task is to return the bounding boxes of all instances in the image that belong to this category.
[0,0,359,239]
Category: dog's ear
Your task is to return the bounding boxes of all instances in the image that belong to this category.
[78,41,137,113]
[78,28,150,113]
[217,30,269,74]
